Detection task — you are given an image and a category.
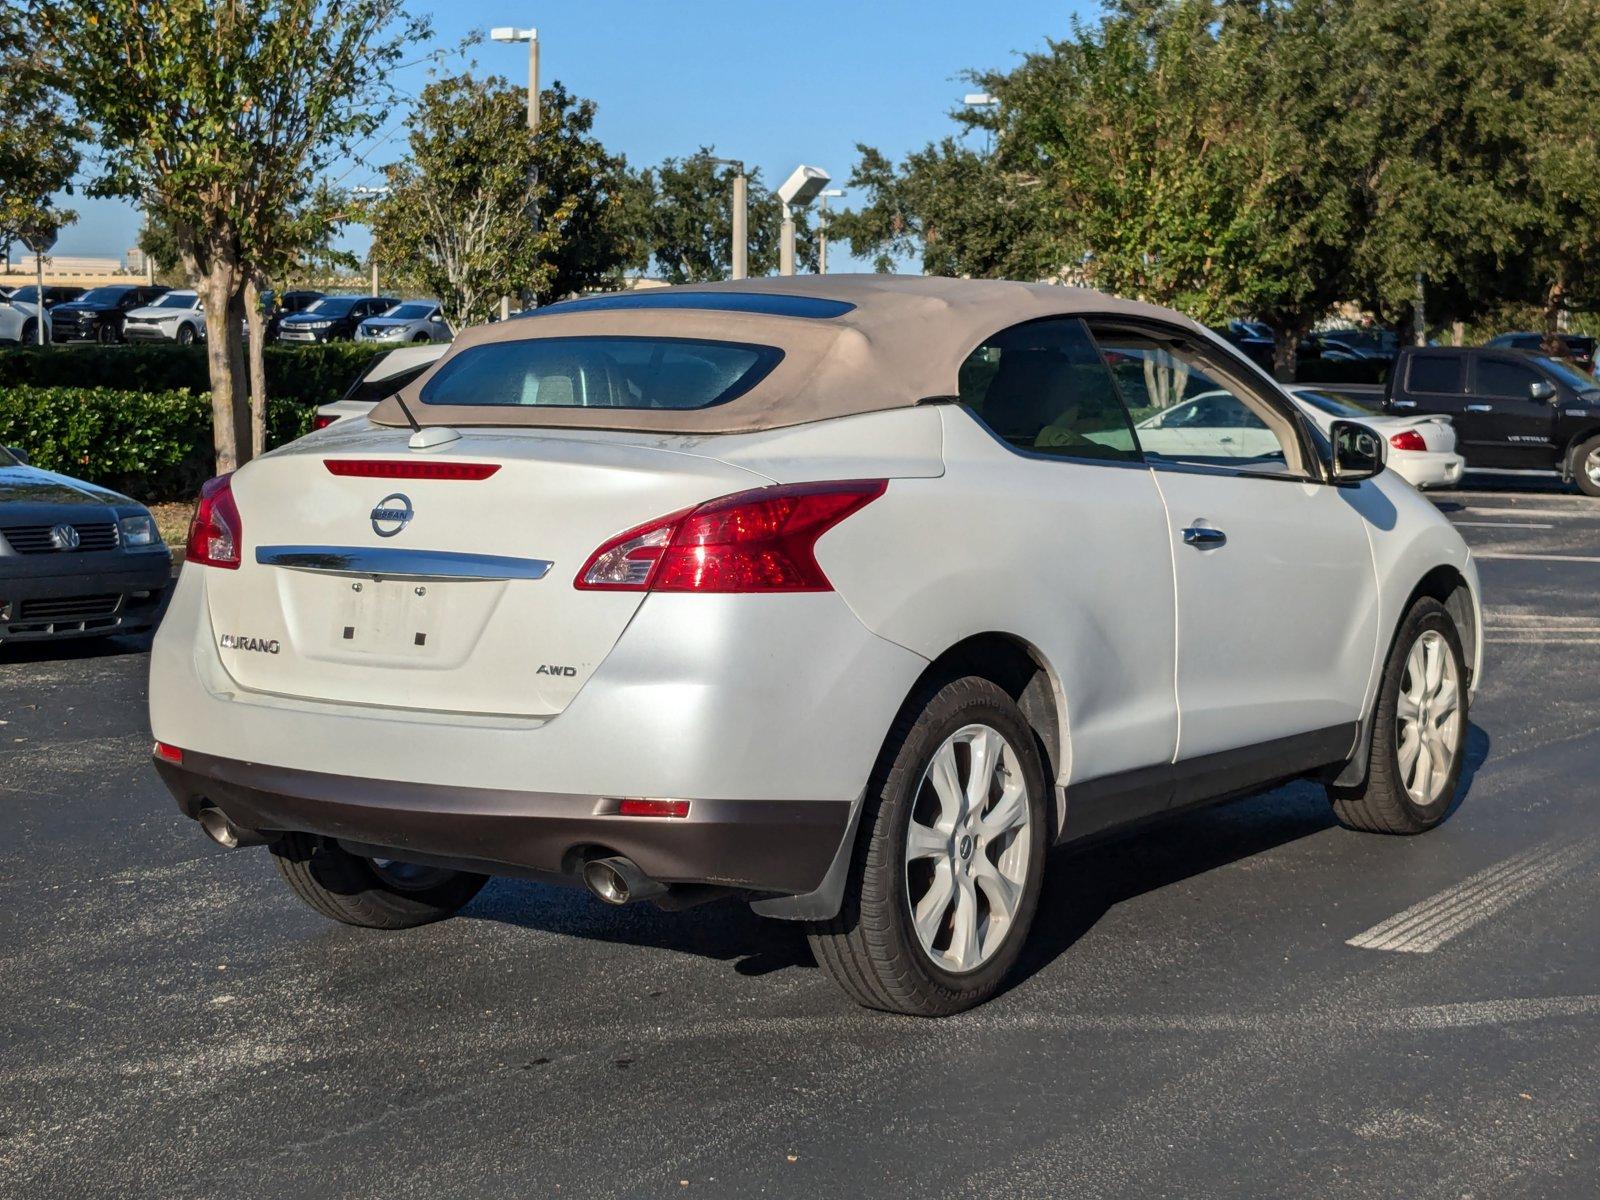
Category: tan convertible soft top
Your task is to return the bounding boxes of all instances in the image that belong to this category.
[368,274,1206,435]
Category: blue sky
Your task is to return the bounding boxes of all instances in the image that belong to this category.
[51,0,1096,269]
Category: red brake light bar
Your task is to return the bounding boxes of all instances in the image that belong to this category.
[617,799,690,818]
[324,460,501,480]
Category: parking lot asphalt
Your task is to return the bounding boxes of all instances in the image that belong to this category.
[2,473,1597,1199]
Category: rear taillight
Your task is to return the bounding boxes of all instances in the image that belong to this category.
[152,741,184,764]
[576,479,888,593]
[312,414,338,431]
[1389,429,1427,453]
[185,473,242,569]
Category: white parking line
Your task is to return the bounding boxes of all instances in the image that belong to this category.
[1347,836,1596,954]
[1441,506,1599,520]
[1451,521,1555,529]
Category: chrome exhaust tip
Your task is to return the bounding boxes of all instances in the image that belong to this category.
[196,807,266,850]
[581,856,667,905]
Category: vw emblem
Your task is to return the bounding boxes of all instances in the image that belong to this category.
[49,523,80,551]
[369,493,414,538]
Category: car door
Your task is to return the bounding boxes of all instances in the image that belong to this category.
[1468,352,1560,467]
[940,316,1178,831]
[1088,321,1379,789]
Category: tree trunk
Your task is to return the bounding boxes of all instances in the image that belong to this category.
[1272,321,1305,384]
[1451,320,1465,347]
[1542,279,1566,337]
[244,274,269,459]
[197,269,249,475]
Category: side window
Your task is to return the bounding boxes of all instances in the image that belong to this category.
[1477,356,1542,400]
[1089,326,1302,475]
[957,317,1141,462]
[1407,354,1463,394]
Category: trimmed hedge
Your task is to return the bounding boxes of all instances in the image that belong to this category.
[0,341,387,406]
[0,385,313,501]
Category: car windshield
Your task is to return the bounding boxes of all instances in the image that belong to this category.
[153,292,197,309]
[420,336,783,411]
[78,287,133,305]
[383,302,435,320]
[7,286,37,303]
[303,296,359,316]
[1531,355,1600,392]
[1296,390,1375,418]
[1325,330,1398,353]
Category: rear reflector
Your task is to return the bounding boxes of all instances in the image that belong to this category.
[324,460,501,480]
[1388,429,1427,453]
[617,799,690,818]
[312,414,338,431]
[576,479,888,593]
[153,741,184,764]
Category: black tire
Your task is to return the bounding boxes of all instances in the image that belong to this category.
[96,322,118,345]
[270,831,487,929]
[19,319,35,344]
[1328,598,1468,834]
[806,676,1049,1017]
[176,323,197,346]
[412,332,431,343]
[1572,435,1600,498]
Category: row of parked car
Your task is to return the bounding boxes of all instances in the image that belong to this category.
[1214,318,1599,375]
[0,284,449,347]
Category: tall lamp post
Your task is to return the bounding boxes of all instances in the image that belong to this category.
[351,185,390,296]
[491,24,539,318]
[776,165,831,277]
[816,188,843,275]
[705,156,748,280]
[490,26,539,131]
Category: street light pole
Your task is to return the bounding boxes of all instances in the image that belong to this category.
[706,157,748,280]
[492,25,539,314]
[816,188,843,275]
[776,165,831,277]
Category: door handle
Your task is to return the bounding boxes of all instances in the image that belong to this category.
[1390,400,1417,408]
[1182,525,1227,548]
[1465,403,1493,412]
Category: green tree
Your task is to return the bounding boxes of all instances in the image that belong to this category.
[827,140,1054,279]
[0,3,80,250]
[631,150,816,283]
[57,0,426,473]
[373,74,634,329]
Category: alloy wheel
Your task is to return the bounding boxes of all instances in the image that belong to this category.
[1585,447,1600,488]
[1395,629,1461,806]
[904,723,1033,974]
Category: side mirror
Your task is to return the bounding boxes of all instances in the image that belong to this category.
[1329,420,1386,483]
[1530,379,1557,403]
[6,446,30,465]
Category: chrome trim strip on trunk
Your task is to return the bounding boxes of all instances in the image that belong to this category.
[255,545,553,581]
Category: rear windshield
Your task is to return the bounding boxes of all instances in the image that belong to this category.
[419,337,783,410]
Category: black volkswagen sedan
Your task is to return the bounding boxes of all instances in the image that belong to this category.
[0,446,171,643]
[276,294,396,343]
[50,285,171,344]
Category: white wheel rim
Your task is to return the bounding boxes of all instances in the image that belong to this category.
[1395,629,1462,806]
[904,723,1032,974]
[1585,447,1600,487]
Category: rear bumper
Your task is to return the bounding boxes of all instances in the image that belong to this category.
[1,554,171,640]
[1392,451,1465,490]
[156,749,853,896]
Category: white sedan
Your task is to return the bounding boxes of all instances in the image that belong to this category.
[149,277,1481,1016]
[0,293,49,345]
[1137,387,1464,489]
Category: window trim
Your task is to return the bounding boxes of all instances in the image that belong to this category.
[1084,316,1324,483]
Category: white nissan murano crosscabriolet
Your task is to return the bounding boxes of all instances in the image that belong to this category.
[150,276,1481,1016]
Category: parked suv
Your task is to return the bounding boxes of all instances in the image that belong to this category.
[276,294,396,343]
[1385,345,1600,496]
[50,285,170,343]
[151,277,1481,1016]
